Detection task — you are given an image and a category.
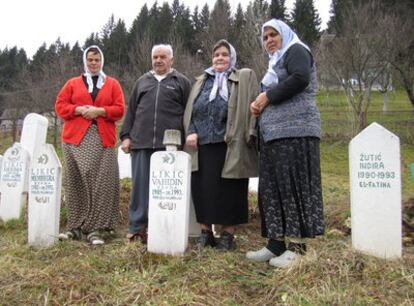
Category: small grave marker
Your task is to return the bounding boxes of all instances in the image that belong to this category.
[0,143,30,221]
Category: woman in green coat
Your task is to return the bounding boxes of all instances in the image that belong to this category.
[183,39,259,250]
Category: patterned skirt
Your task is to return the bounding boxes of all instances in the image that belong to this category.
[62,124,119,233]
[191,142,249,225]
[259,137,324,239]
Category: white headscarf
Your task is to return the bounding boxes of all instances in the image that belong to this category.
[205,40,237,102]
[83,45,106,93]
[261,19,310,88]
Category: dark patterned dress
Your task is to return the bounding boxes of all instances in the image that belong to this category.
[63,124,120,233]
[259,137,324,239]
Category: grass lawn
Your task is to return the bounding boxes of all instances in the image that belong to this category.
[0,90,413,305]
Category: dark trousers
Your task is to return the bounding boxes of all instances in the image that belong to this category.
[128,149,156,234]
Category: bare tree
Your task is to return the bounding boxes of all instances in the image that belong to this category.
[168,31,204,80]
[376,64,393,114]
[317,1,388,133]
[238,1,267,80]
[125,30,154,94]
[11,49,80,147]
[381,6,414,111]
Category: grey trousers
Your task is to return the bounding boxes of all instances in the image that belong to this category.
[128,149,157,234]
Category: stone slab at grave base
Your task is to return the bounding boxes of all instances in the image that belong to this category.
[0,143,30,221]
[28,144,62,248]
[349,122,402,259]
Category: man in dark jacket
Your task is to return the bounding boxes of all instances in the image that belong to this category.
[120,44,191,243]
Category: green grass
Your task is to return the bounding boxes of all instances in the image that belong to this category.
[0,90,413,304]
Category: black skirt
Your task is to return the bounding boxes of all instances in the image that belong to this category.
[191,142,249,225]
[259,137,324,239]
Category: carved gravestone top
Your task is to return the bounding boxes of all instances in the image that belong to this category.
[20,113,49,159]
[163,129,181,151]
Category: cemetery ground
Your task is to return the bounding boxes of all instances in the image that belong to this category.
[1,91,414,305]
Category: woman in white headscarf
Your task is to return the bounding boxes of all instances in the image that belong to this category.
[184,39,259,251]
[55,45,125,245]
[246,19,324,267]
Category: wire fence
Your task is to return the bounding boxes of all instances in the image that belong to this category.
[0,110,413,148]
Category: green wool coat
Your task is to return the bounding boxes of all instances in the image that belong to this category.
[183,68,259,179]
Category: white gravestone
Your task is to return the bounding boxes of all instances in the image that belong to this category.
[28,144,62,247]
[20,113,49,159]
[0,143,30,221]
[249,177,258,192]
[0,155,3,183]
[0,155,2,204]
[119,140,201,237]
[118,146,132,179]
[147,130,191,256]
[349,122,402,259]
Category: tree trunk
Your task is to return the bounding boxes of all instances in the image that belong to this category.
[359,111,367,131]
[383,91,388,114]
[53,116,58,148]
[12,119,17,143]
[406,87,414,110]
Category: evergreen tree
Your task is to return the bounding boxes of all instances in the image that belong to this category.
[147,1,161,43]
[101,14,116,45]
[291,0,321,47]
[129,4,150,46]
[191,6,204,57]
[30,43,48,77]
[194,4,210,64]
[104,19,129,70]
[171,0,181,19]
[249,0,269,24]
[83,32,101,49]
[206,0,232,50]
[174,5,195,53]
[0,47,28,91]
[230,3,246,65]
[70,42,83,68]
[327,0,360,34]
[155,2,173,43]
[199,3,210,29]
[269,0,288,22]
[238,1,268,77]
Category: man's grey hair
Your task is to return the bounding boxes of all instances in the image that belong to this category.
[151,44,174,58]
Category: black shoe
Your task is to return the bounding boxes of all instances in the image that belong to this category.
[216,231,235,251]
[197,229,216,248]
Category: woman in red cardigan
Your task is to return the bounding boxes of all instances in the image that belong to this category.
[55,45,125,245]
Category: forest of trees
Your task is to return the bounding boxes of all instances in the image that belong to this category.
[0,0,413,132]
